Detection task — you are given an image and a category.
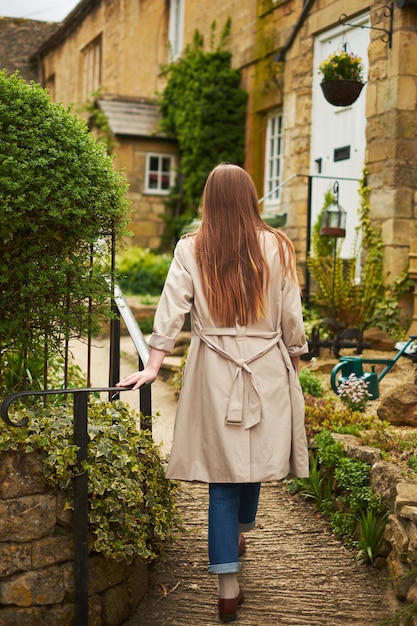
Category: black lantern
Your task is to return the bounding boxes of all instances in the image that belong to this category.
[320,182,347,238]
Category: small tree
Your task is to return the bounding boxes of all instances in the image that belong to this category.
[158,20,248,248]
[0,71,129,389]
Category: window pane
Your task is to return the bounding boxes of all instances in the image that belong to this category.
[146,154,173,194]
[149,174,158,189]
[169,0,184,60]
[149,156,159,171]
[81,36,101,100]
[275,160,280,177]
[264,112,283,205]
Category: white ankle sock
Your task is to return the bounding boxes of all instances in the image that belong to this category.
[218,573,239,599]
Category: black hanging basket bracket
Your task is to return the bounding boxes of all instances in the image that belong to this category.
[0,384,146,626]
[339,3,394,48]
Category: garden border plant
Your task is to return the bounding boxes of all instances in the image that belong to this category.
[288,367,391,564]
[287,429,388,564]
[116,246,172,296]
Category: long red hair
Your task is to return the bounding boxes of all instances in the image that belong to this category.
[194,163,297,326]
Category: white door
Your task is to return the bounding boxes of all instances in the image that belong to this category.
[310,14,370,260]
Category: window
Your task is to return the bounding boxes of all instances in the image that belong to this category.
[263,111,283,208]
[168,0,184,61]
[81,35,102,100]
[145,154,174,194]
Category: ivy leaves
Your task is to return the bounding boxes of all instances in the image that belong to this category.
[0,400,180,562]
[158,21,248,245]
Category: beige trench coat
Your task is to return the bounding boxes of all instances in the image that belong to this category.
[149,232,309,483]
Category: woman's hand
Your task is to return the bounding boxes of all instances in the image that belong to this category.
[116,367,158,391]
[116,347,167,391]
[291,355,300,375]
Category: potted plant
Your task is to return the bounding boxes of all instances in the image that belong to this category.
[318,50,365,106]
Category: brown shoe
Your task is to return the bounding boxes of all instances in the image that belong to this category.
[238,533,246,557]
[218,587,244,623]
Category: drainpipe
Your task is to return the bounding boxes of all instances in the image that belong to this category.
[274,0,317,63]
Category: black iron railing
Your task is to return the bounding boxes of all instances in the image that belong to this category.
[0,283,153,625]
[0,383,150,626]
[110,283,151,428]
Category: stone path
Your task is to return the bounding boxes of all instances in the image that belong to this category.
[71,336,401,626]
[123,480,400,626]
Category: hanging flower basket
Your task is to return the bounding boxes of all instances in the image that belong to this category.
[320,79,364,106]
[318,50,365,107]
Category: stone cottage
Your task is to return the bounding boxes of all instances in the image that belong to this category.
[2,0,417,300]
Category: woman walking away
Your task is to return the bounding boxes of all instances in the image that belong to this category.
[117,163,309,622]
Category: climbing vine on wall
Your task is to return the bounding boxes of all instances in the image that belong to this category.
[158,19,248,248]
[308,171,411,334]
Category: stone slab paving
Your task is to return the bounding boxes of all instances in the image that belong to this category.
[123,481,400,626]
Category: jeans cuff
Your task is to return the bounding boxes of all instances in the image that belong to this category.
[239,521,256,532]
[208,561,241,574]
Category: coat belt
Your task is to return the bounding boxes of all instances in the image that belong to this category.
[195,324,281,429]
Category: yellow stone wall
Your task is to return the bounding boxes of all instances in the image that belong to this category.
[114,138,178,249]
[43,0,169,104]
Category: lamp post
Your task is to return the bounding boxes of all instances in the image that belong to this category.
[319,181,347,319]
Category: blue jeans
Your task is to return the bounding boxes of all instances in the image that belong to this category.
[207,482,261,574]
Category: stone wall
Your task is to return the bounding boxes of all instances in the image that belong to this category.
[115,137,178,250]
[278,0,417,282]
[0,450,148,626]
[338,434,417,624]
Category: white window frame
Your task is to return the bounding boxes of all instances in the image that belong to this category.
[144,153,175,195]
[168,0,185,61]
[263,111,283,210]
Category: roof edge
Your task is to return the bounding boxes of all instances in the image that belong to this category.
[31,0,101,60]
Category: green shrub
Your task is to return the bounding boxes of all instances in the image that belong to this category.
[0,348,86,402]
[136,316,155,335]
[0,399,180,562]
[299,368,324,397]
[304,394,379,438]
[0,71,129,362]
[116,247,172,295]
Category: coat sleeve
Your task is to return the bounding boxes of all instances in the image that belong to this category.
[281,277,308,357]
[148,239,194,353]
